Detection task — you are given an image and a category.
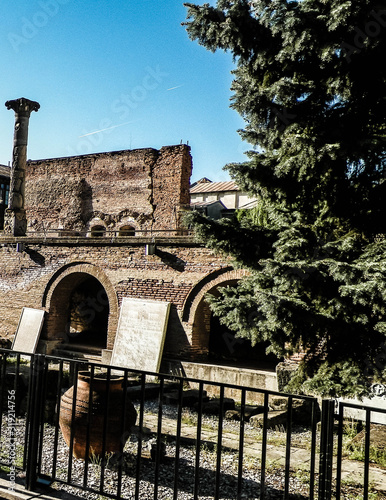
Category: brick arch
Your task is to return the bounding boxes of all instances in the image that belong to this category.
[183,268,249,325]
[43,263,118,350]
[183,268,249,357]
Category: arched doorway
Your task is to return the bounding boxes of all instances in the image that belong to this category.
[187,271,279,370]
[43,265,118,351]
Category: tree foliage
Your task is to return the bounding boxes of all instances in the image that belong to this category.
[184,0,386,398]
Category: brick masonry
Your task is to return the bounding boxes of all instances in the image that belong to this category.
[0,144,275,371]
[0,237,232,359]
[25,145,192,233]
[0,144,235,362]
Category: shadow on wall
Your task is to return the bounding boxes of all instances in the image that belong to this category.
[25,248,45,266]
[155,248,186,272]
[80,179,93,227]
[162,305,191,362]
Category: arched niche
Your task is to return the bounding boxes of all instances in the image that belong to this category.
[42,263,118,350]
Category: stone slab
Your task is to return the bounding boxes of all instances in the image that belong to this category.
[164,359,278,404]
[101,349,112,364]
[336,391,386,425]
[111,298,171,373]
[12,307,45,353]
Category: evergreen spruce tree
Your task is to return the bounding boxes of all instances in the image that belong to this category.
[184,0,386,398]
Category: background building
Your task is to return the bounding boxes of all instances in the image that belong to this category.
[0,164,10,230]
[190,178,257,219]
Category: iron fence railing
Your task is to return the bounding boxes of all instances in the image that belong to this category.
[0,349,384,499]
[335,401,386,500]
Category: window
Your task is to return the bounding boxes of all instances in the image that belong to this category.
[0,181,9,231]
[0,183,8,205]
[119,225,135,236]
[91,225,105,237]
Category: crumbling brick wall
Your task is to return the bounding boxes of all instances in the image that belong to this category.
[0,144,250,367]
[25,145,192,234]
[152,145,192,231]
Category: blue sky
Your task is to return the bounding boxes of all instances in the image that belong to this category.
[0,0,250,182]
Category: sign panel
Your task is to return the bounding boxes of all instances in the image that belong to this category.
[111,298,171,373]
[337,384,386,425]
[12,307,45,353]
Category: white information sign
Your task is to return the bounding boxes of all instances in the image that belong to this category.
[111,298,171,373]
[12,307,45,353]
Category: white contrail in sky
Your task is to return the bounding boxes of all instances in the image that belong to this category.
[167,85,184,91]
[78,121,134,138]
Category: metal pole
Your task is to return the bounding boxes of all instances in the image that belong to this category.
[318,399,335,499]
[25,354,45,491]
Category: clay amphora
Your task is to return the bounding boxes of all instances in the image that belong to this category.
[59,370,137,459]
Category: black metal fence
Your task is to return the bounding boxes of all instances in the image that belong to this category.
[0,349,384,499]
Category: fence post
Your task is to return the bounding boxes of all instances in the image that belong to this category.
[318,399,335,499]
[25,354,45,491]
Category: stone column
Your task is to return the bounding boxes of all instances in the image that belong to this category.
[4,97,40,236]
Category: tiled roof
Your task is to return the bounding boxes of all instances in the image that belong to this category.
[0,165,10,179]
[190,200,225,208]
[190,181,238,194]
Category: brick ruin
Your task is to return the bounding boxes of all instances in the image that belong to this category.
[25,145,192,235]
[0,100,278,390]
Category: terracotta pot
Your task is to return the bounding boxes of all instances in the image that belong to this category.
[59,371,137,459]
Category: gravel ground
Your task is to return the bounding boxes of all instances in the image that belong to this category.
[1,401,384,499]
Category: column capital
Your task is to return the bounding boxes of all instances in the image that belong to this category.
[5,97,40,116]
